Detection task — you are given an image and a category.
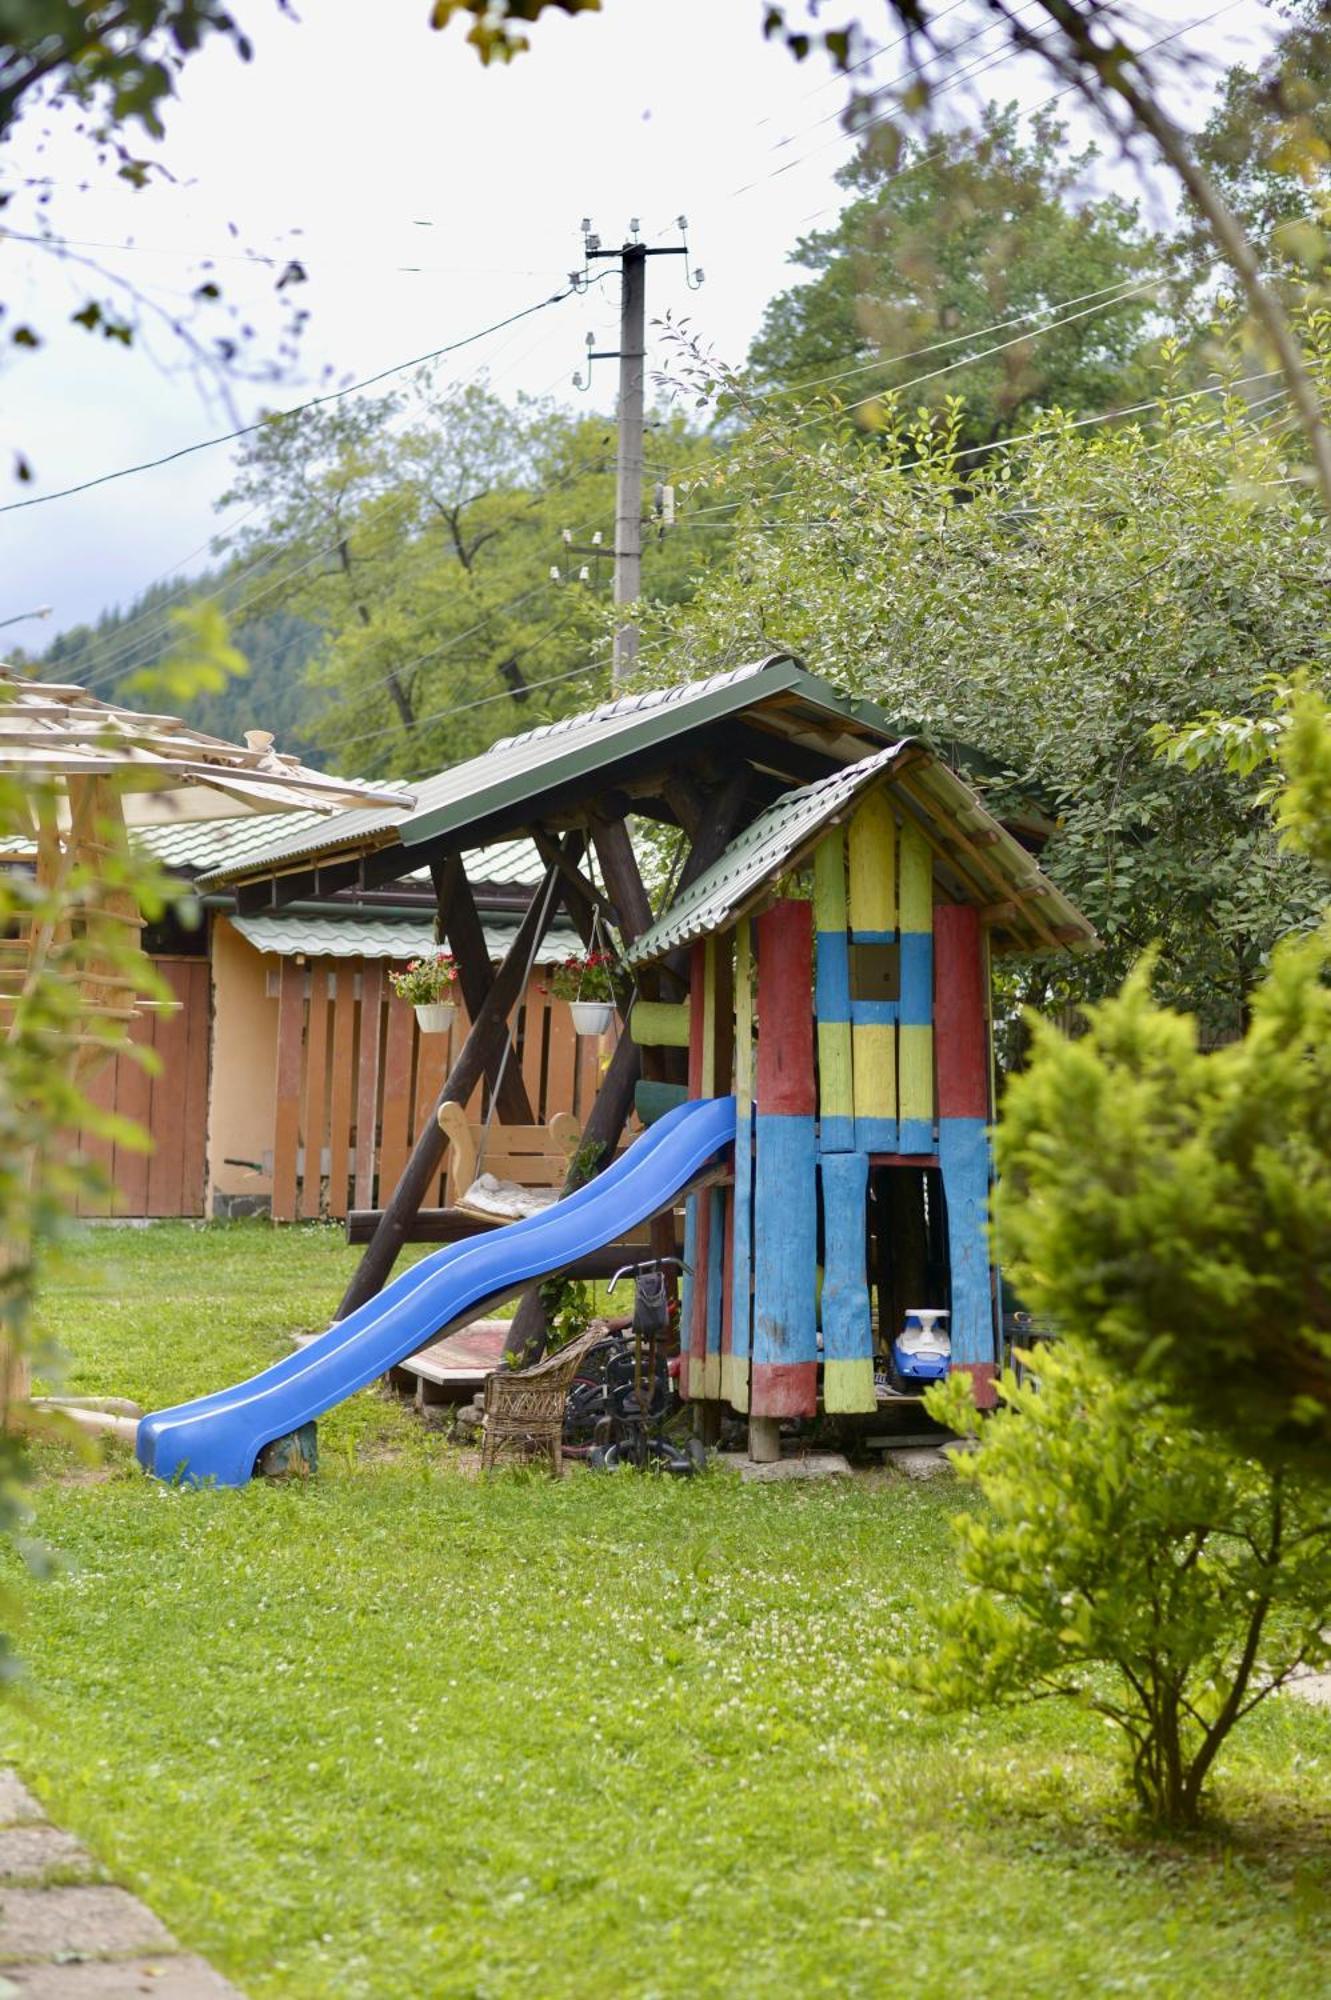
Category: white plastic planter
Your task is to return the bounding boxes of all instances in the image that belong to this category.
[568,1000,614,1036]
[413,1000,456,1035]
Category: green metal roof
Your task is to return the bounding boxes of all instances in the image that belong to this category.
[198,655,913,889]
[231,911,579,963]
[143,811,548,894]
[622,742,1096,966]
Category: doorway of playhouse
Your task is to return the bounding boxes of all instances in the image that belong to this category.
[868,1163,950,1397]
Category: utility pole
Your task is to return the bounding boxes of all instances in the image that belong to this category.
[575,220,698,685]
[611,242,645,684]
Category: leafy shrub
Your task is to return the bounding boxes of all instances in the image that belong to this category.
[909,1347,1331,1827]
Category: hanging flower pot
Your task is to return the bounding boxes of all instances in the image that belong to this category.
[413,1000,456,1035]
[544,949,620,1038]
[568,1000,614,1037]
[390,952,460,1032]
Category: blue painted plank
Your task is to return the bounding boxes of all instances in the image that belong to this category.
[938,1115,995,1368]
[752,1112,818,1416]
[898,932,933,1028]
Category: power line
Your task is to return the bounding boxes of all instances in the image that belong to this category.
[790,0,1245,232]
[750,271,1164,407]
[0,282,585,519]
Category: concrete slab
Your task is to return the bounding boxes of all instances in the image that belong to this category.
[0,1825,93,1883]
[0,1957,243,1997]
[0,1888,174,1963]
[0,1783,40,1830]
[892,1447,954,1480]
[740,1452,852,1483]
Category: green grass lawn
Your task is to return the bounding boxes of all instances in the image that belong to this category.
[5,1222,1331,1998]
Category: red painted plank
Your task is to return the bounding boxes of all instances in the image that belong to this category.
[272,958,305,1222]
[326,963,356,1218]
[750,1361,819,1416]
[353,960,384,1211]
[686,1187,712,1400]
[755,900,815,1117]
[934,903,989,1119]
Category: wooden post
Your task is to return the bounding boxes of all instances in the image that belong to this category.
[504,777,754,1364]
[821,1149,875,1412]
[431,857,534,1126]
[934,902,997,1407]
[722,916,754,1413]
[336,860,564,1318]
[898,820,934,1154]
[813,828,854,1153]
[848,789,897,1152]
[750,899,818,1422]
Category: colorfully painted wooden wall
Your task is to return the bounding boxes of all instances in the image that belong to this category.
[679,776,1000,1417]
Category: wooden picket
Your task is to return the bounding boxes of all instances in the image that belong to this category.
[267,960,604,1222]
[69,957,211,1218]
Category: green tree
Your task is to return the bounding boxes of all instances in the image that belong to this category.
[749,105,1165,448]
[648,353,1331,1039]
[1190,0,1331,286]
[219,379,722,778]
[909,1345,1331,1828]
[992,686,1331,1471]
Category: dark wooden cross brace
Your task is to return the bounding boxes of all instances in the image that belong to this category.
[502,769,753,1362]
[335,841,572,1319]
[427,853,534,1127]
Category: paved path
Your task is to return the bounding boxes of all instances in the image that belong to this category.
[0,1773,241,1998]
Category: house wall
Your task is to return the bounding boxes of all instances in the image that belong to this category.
[208,919,609,1221]
[208,915,281,1213]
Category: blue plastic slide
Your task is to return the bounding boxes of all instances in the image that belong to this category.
[137,1095,736,1489]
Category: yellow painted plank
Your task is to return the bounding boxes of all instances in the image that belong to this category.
[629,1000,691,1047]
[734,917,754,1113]
[701,935,718,1098]
[899,1022,933,1126]
[848,790,896,934]
[813,826,848,932]
[853,1021,897,1124]
[823,1357,878,1414]
[899,819,933,934]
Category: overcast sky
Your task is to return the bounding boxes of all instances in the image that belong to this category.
[0,0,1278,642]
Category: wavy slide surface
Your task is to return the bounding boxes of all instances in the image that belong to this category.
[137,1095,736,1488]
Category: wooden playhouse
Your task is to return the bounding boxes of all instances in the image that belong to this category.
[203,657,1094,1433]
[621,737,1094,1436]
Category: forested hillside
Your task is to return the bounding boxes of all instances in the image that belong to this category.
[34,575,329,762]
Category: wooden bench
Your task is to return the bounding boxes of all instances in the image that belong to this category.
[343,1104,660,1261]
[436,1100,583,1204]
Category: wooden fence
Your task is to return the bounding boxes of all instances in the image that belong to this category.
[71,957,211,1218]
[270,958,610,1222]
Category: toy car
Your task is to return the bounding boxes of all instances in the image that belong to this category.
[890,1308,951,1387]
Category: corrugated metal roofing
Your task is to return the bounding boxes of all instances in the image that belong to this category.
[141,810,548,891]
[198,654,880,888]
[623,744,1096,966]
[231,912,580,962]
